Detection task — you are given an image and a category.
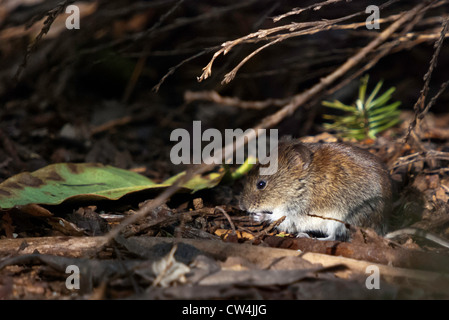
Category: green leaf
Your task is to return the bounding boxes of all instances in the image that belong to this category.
[322,100,355,112]
[368,109,401,123]
[365,80,384,110]
[0,163,227,209]
[322,75,401,140]
[369,87,395,108]
[369,118,401,136]
[369,115,401,129]
[358,75,369,103]
[324,114,360,124]
[322,114,339,120]
[161,170,224,193]
[231,156,256,180]
[368,101,401,116]
[355,99,364,113]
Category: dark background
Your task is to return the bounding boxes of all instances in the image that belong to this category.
[0,0,448,180]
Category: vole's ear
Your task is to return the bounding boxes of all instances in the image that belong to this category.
[289,142,313,170]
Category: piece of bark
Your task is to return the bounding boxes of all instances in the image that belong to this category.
[0,236,107,258]
[1,236,448,284]
[119,236,449,283]
[263,235,449,273]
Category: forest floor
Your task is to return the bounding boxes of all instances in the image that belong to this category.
[1,0,449,300]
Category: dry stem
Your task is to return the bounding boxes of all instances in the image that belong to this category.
[197,0,400,84]
[184,90,288,110]
[404,17,449,143]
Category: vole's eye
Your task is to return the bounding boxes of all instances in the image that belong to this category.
[256,180,266,190]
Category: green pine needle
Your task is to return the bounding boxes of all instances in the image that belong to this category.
[322,75,401,140]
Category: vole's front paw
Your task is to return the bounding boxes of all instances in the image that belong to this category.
[250,212,265,223]
[296,232,312,238]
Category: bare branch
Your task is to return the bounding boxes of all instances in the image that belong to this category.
[197,0,400,84]
[13,0,76,84]
[273,0,345,23]
[184,90,288,109]
[404,17,449,143]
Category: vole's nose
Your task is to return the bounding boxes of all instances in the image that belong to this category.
[238,198,247,211]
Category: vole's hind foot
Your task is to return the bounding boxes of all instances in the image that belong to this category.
[296,230,338,241]
[316,235,337,241]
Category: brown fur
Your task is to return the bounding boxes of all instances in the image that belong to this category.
[240,138,392,240]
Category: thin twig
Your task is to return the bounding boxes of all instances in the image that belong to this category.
[404,17,449,143]
[251,2,428,132]
[390,150,449,170]
[153,47,217,92]
[421,79,449,119]
[197,0,400,84]
[273,0,345,23]
[13,0,75,84]
[324,3,432,98]
[215,206,236,235]
[253,216,286,240]
[184,90,288,110]
[122,0,185,102]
